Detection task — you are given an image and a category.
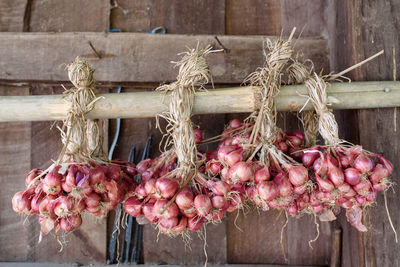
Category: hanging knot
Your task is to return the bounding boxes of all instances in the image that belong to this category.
[67,56,95,90]
[156,45,216,188]
[57,57,106,164]
[244,32,296,167]
[265,38,293,70]
[305,73,340,146]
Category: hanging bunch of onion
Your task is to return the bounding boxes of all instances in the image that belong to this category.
[205,118,394,232]
[123,126,253,236]
[12,160,137,241]
[300,144,393,231]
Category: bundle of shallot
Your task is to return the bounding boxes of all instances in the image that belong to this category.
[288,58,394,232]
[12,58,137,242]
[124,46,229,235]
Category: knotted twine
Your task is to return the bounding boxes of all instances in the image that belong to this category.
[57,57,106,165]
[244,33,297,167]
[304,74,340,146]
[287,60,319,146]
[157,46,216,189]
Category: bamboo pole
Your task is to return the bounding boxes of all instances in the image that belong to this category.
[1,81,399,122]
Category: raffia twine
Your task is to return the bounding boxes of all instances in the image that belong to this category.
[244,34,297,167]
[157,45,216,187]
[287,60,319,146]
[57,57,106,164]
[304,74,340,146]
[287,59,340,146]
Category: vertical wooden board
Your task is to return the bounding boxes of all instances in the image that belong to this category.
[281,0,328,37]
[325,1,363,266]
[350,1,400,266]
[358,108,400,267]
[227,209,288,264]
[0,1,31,262]
[29,0,110,32]
[0,0,27,31]
[286,216,331,265]
[225,0,281,35]
[28,86,107,264]
[143,222,226,265]
[110,0,225,34]
[0,86,31,262]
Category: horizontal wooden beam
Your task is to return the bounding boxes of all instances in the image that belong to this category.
[0,32,329,84]
[0,81,398,122]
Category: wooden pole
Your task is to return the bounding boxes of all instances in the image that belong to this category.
[1,81,399,122]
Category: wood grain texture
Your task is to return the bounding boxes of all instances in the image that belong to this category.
[0,0,27,31]
[0,32,329,84]
[352,1,400,266]
[226,0,281,35]
[327,2,362,267]
[227,209,287,264]
[143,222,227,265]
[110,0,225,34]
[28,0,109,32]
[27,86,107,264]
[0,86,31,262]
[0,2,31,262]
[281,0,329,38]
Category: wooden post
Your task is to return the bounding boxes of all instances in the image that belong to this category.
[330,228,342,267]
[0,81,399,122]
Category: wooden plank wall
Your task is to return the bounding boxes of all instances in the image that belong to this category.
[1,0,399,266]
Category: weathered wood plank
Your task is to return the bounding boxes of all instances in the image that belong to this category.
[0,0,27,31]
[110,0,225,34]
[281,0,328,38]
[325,2,362,267]
[0,1,31,262]
[143,222,227,265]
[0,32,329,84]
[28,0,110,32]
[227,209,288,264]
[225,0,281,35]
[0,86,31,262]
[353,1,400,266]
